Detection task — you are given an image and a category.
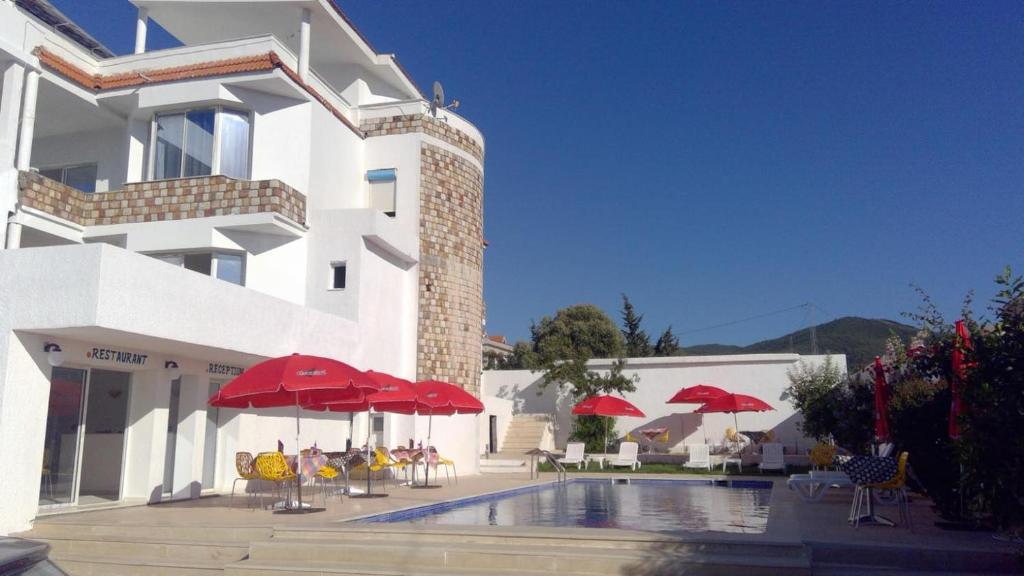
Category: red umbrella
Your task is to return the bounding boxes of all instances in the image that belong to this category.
[302,370,418,498]
[667,384,728,404]
[873,356,890,442]
[414,380,484,487]
[667,384,729,443]
[208,354,378,511]
[695,393,773,432]
[949,319,974,439]
[572,395,646,453]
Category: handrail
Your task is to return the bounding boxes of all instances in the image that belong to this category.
[543,451,567,483]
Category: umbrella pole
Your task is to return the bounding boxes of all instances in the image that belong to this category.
[425,412,433,487]
[604,417,608,454]
[294,398,302,511]
[366,410,373,495]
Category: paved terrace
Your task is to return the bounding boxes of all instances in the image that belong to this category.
[23,472,1023,574]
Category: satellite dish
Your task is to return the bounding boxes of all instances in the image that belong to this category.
[431,81,444,117]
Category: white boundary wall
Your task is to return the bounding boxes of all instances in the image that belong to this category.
[481,354,846,454]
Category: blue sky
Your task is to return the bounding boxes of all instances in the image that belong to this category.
[55,1,1023,346]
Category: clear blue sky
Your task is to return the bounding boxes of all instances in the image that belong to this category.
[55,1,1023,346]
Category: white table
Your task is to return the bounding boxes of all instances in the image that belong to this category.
[721,456,743,472]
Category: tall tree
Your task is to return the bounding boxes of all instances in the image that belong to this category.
[620,294,652,357]
[654,326,683,356]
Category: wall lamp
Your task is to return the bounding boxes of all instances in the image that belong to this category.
[165,360,181,381]
[44,343,64,367]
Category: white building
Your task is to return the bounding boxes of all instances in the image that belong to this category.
[0,0,485,535]
[481,354,847,457]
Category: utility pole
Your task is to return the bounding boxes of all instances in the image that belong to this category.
[808,303,819,355]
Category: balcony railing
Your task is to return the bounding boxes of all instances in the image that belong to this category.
[18,172,306,227]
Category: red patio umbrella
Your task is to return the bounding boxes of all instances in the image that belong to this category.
[414,380,485,487]
[302,370,418,497]
[667,384,729,443]
[572,395,646,453]
[949,319,973,440]
[695,393,773,433]
[209,354,378,511]
[873,356,890,442]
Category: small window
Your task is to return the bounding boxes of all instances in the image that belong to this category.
[38,163,98,193]
[367,169,396,217]
[331,262,347,290]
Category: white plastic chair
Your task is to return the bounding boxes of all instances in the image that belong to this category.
[682,444,712,471]
[758,443,786,473]
[607,442,641,471]
[558,442,588,470]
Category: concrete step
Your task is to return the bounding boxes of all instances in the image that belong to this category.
[245,537,809,576]
[25,520,272,542]
[226,559,549,576]
[35,533,248,563]
[808,541,1023,574]
[53,554,226,576]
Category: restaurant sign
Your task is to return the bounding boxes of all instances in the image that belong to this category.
[86,347,149,366]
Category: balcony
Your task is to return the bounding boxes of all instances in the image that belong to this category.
[17,171,306,228]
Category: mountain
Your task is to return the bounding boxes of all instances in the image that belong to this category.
[686,316,918,370]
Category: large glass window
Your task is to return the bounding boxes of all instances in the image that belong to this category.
[39,164,98,193]
[153,108,250,180]
[147,251,245,286]
[39,367,87,506]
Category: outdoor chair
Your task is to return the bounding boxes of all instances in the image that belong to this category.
[231,452,262,509]
[787,470,853,502]
[607,441,641,471]
[758,443,786,473]
[683,444,712,471]
[435,452,457,485]
[558,442,588,470]
[254,451,297,509]
[852,452,911,529]
[313,465,340,505]
[810,443,838,470]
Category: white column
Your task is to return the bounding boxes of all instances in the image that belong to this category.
[4,220,21,249]
[0,61,25,171]
[298,7,311,82]
[135,6,149,54]
[15,68,38,171]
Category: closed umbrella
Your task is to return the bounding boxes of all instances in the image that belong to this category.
[695,393,773,435]
[873,357,890,442]
[413,380,485,488]
[949,319,973,440]
[209,354,377,512]
[667,384,729,443]
[571,395,646,453]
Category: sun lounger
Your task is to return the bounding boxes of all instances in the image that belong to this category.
[682,444,711,471]
[557,442,589,470]
[758,442,786,473]
[787,470,854,502]
[607,442,641,471]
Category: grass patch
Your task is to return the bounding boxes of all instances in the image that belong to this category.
[537,462,808,476]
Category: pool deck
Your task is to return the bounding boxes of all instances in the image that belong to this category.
[24,472,1023,574]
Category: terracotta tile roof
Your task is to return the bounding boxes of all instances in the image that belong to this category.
[35,47,363,138]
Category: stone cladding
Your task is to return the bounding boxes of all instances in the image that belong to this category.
[17,171,306,227]
[360,114,483,164]
[416,143,485,396]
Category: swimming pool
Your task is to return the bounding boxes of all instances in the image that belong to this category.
[357,478,773,534]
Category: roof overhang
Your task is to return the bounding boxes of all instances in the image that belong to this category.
[131,0,422,100]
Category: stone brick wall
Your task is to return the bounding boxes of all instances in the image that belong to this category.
[417,143,485,396]
[18,172,306,227]
[361,114,484,164]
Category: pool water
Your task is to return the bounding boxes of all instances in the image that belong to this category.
[358,479,772,534]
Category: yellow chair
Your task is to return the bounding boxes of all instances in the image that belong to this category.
[313,465,339,504]
[657,430,670,444]
[436,454,457,485]
[809,444,838,470]
[626,432,638,443]
[255,451,298,509]
[231,452,261,509]
[353,448,396,491]
[853,452,911,529]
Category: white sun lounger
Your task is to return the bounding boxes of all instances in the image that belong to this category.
[787,470,854,502]
[682,444,711,470]
[607,442,641,471]
[557,442,589,470]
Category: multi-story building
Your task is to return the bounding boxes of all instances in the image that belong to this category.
[0,0,484,534]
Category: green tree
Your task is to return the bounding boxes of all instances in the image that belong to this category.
[654,326,682,356]
[785,356,846,441]
[620,294,652,357]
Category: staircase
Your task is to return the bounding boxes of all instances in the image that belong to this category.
[498,414,549,454]
[21,518,269,575]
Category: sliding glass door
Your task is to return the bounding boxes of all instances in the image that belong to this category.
[39,368,87,506]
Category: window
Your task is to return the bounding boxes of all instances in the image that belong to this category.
[38,163,98,193]
[367,169,396,217]
[331,262,347,290]
[148,251,245,286]
[153,108,251,180]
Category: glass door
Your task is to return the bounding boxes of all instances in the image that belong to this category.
[77,370,131,505]
[39,367,87,507]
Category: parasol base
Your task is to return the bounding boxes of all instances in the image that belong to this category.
[349,493,389,499]
[410,484,442,490]
[852,513,894,527]
[274,507,325,515]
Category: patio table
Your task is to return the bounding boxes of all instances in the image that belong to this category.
[839,455,897,526]
[639,427,668,453]
[271,452,328,512]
